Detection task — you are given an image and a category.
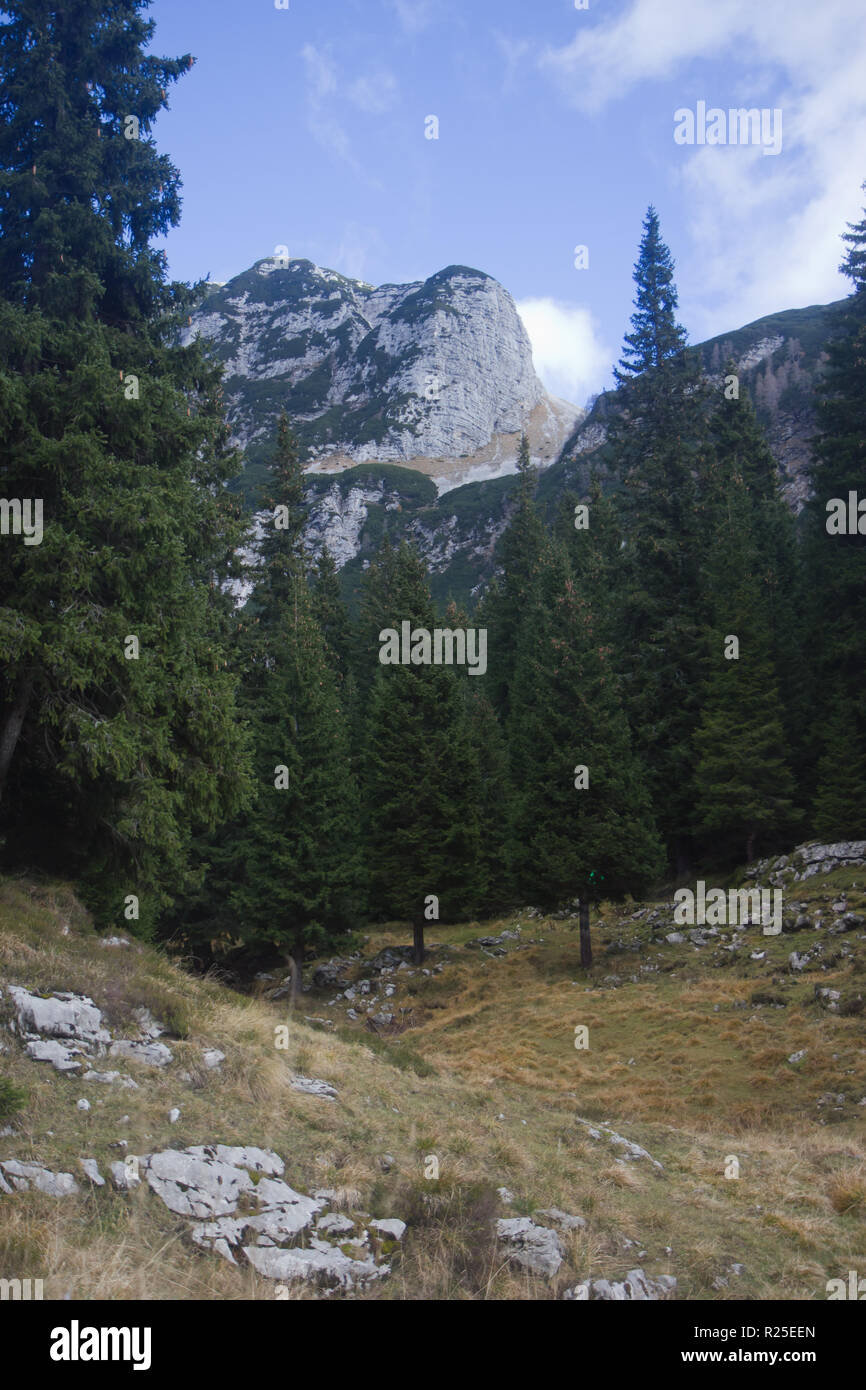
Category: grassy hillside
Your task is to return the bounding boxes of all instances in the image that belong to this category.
[1,864,864,1300]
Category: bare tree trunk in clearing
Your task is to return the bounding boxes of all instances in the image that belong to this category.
[412,909,425,966]
[286,949,304,1007]
[0,673,34,807]
[579,900,592,970]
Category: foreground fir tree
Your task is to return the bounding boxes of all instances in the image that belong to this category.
[224,421,365,996]
[606,207,711,870]
[362,541,481,961]
[508,543,663,966]
[0,0,249,929]
[803,183,866,834]
[693,466,800,864]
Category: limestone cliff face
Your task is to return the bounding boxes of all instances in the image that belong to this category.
[183,257,580,489]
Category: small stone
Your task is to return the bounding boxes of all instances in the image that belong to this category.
[79,1158,105,1186]
[76,1098,91,1112]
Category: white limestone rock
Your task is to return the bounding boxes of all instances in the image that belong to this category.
[496,1217,564,1277]
[8,985,110,1045]
[291,1076,338,1100]
[244,1242,387,1290]
[0,1160,79,1196]
[109,1039,173,1068]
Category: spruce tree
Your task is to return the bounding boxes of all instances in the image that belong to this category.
[0,1,249,929]
[693,467,800,863]
[224,422,364,996]
[606,207,710,869]
[803,184,866,834]
[362,541,481,960]
[480,431,546,718]
[312,544,352,680]
[507,542,663,966]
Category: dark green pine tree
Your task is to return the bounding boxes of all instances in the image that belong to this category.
[458,683,513,915]
[802,183,866,837]
[0,1,250,930]
[362,541,482,961]
[692,467,800,864]
[225,423,365,997]
[480,430,546,718]
[707,366,807,795]
[508,542,663,966]
[311,544,352,679]
[606,206,710,870]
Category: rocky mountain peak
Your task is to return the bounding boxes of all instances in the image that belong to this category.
[183,256,581,495]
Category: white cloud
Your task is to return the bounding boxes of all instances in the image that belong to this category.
[300,45,383,187]
[539,0,866,331]
[333,223,388,283]
[389,0,436,36]
[517,298,612,406]
[348,71,399,115]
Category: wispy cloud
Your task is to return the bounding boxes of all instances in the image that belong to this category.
[517,298,612,406]
[348,70,399,115]
[388,0,436,36]
[539,0,866,332]
[300,44,384,186]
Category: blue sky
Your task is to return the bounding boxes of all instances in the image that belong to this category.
[149,0,866,406]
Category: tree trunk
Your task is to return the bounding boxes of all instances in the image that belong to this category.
[579,899,592,970]
[746,830,756,864]
[412,910,425,966]
[285,949,305,1006]
[675,836,691,877]
[0,673,34,807]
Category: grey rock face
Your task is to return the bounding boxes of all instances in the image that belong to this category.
[8,986,109,1045]
[244,1242,386,1289]
[0,1159,79,1196]
[290,1076,338,1100]
[370,1218,406,1240]
[564,1269,677,1301]
[109,1039,173,1068]
[496,1217,564,1277]
[25,1038,86,1073]
[575,1117,664,1169]
[182,258,572,486]
[534,1207,587,1232]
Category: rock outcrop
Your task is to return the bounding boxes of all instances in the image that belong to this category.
[183,257,580,490]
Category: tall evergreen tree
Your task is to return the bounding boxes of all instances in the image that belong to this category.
[0,1,249,929]
[692,466,800,864]
[311,544,352,679]
[606,207,711,869]
[508,542,663,966]
[221,422,364,996]
[480,431,546,718]
[802,183,866,835]
[362,541,481,960]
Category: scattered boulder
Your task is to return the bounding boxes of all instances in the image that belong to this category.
[0,1159,78,1196]
[290,1076,338,1101]
[8,986,110,1046]
[370,1218,406,1240]
[564,1268,677,1301]
[312,960,352,990]
[79,1158,104,1187]
[244,1242,386,1290]
[534,1206,587,1232]
[25,1039,86,1073]
[575,1117,663,1170]
[496,1217,564,1277]
[109,1039,173,1068]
